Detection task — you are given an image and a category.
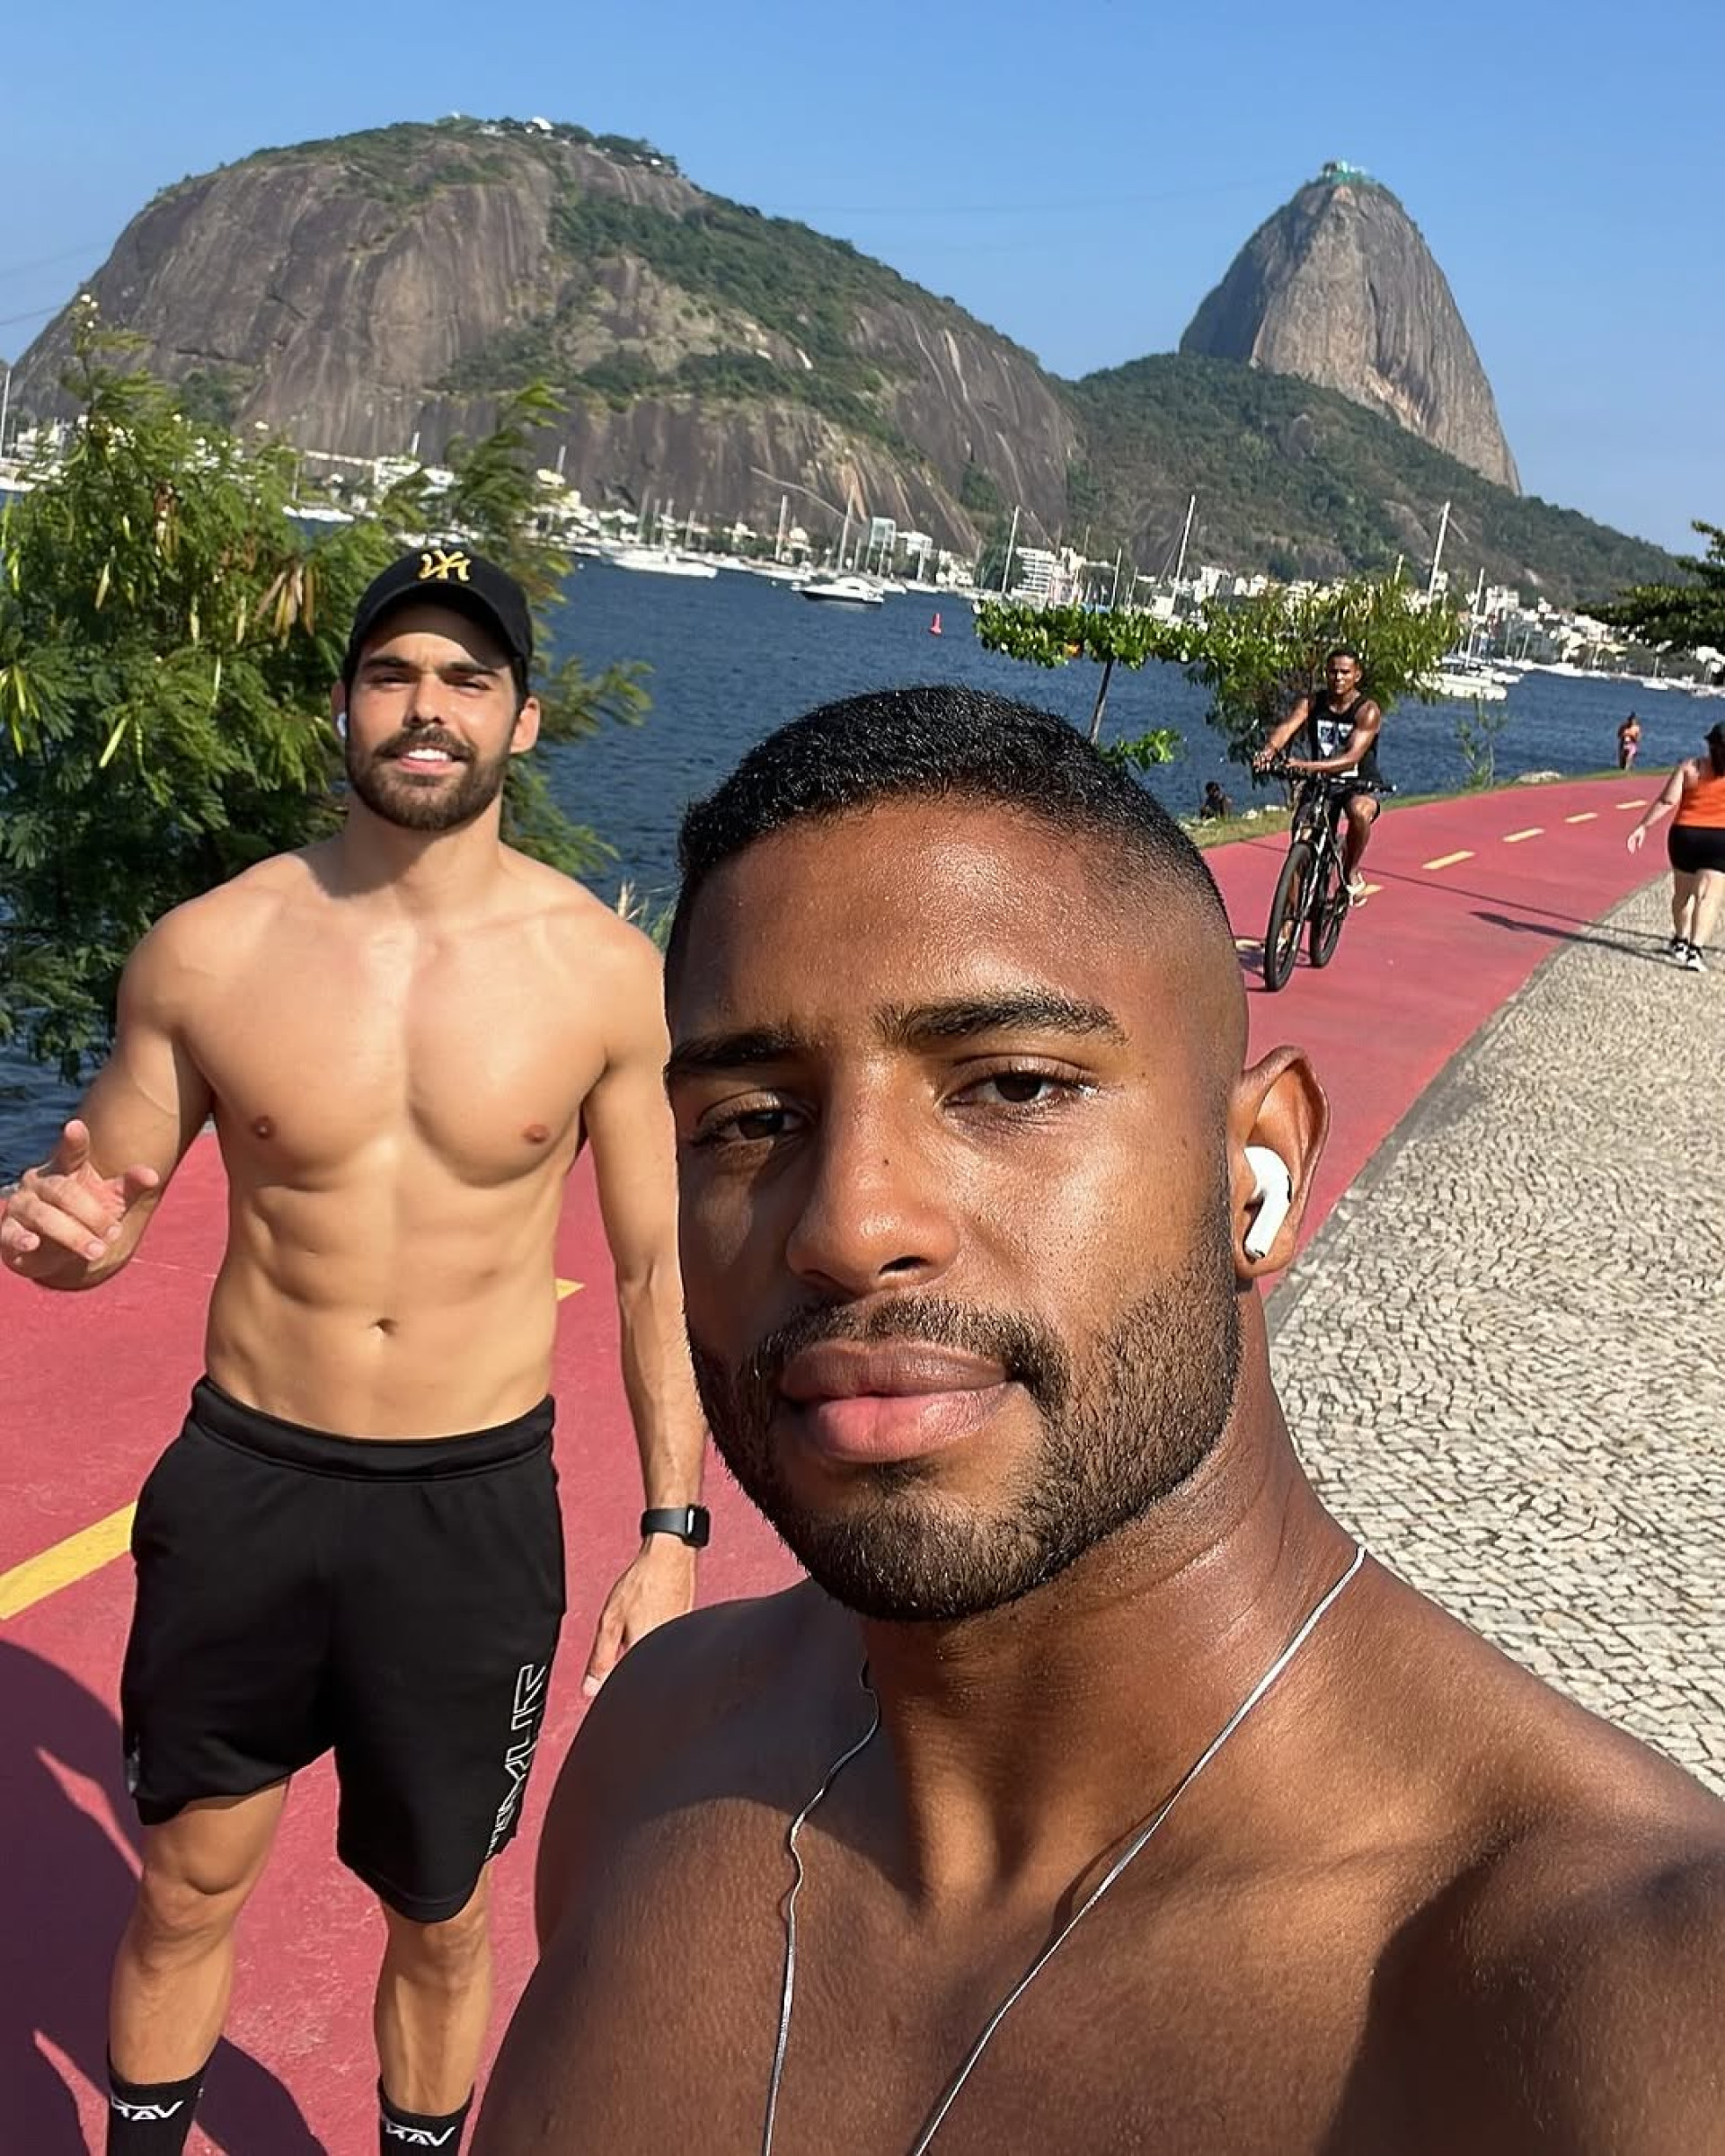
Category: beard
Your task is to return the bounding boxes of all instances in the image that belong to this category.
[690,1211,1243,1623]
[345,728,510,833]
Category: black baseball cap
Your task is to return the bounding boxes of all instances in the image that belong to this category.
[342,547,535,685]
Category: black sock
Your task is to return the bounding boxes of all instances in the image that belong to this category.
[379,2080,473,2152]
[105,2054,207,2155]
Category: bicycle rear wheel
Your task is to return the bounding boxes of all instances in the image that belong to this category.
[1262,841,1314,992]
[1308,844,1349,968]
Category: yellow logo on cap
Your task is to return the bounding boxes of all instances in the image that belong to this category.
[418,548,473,584]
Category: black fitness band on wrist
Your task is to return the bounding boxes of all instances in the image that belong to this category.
[641,1505,711,1548]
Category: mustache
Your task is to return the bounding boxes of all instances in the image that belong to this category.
[734,1296,1071,1412]
[372,729,473,763]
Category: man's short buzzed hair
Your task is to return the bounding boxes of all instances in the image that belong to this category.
[668,685,1231,967]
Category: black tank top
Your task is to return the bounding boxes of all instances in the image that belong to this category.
[1302,690,1380,782]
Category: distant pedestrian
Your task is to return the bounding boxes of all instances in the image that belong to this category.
[1199,779,1234,820]
[1617,712,1642,770]
[1627,720,1725,970]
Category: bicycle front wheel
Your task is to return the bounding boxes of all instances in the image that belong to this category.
[1308,846,1349,968]
[1262,841,1314,992]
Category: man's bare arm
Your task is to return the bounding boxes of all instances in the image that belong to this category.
[1459,1845,1725,2151]
[0,912,214,1289]
[1253,695,1311,769]
[578,929,709,1689]
[585,932,707,1512]
[476,1604,764,2154]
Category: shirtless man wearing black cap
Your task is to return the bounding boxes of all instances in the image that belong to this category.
[0,549,709,2156]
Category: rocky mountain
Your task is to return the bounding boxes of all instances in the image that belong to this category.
[1066,357,1657,597]
[1181,163,1519,492]
[12,125,1668,598]
[12,119,1077,555]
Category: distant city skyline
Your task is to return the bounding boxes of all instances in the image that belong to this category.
[4,0,1717,555]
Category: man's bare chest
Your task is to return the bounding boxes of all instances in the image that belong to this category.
[549,1836,1444,2156]
[190,928,601,1181]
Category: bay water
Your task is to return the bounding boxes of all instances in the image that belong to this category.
[0,561,1702,1173]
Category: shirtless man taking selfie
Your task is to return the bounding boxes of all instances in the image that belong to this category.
[0,551,708,2156]
[478,686,1723,2154]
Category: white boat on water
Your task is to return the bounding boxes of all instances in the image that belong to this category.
[1427,667,1509,702]
[798,573,884,607]
[610,546,718,579]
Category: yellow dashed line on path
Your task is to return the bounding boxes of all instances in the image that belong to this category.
[1503,827,1543,844]
[1616,800,1648,810]
[0,1504,136,1622]
[1356,883,1382,898]
[1564,812,1598,824]
[1423,850,1473,870]
[556,1277,584,1301]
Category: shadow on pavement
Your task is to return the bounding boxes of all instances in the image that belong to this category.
[1368,869,1635,930]
[0,1640,324,2154]
[1469,911,1670,961]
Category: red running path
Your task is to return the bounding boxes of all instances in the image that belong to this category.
[0,774,1660,2152]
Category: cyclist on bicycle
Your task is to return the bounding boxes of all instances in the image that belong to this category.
[1253,648,1384,904]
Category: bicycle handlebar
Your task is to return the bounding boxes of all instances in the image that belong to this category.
[1260,758,1393,796]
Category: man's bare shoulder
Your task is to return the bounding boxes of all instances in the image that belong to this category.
[125,853,317,1003]
[562,1580,843,1793]
[499,850,665,977]
[1376,1592,1725,2146]
[535,1584,846,1919]
[1416,1822,1725,2149]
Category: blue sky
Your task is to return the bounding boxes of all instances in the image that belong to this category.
[4,0,1718,552]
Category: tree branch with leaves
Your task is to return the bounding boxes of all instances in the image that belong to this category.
[1594,521,1724,664]
[0,313,650,1076]
[974,573,1460,779]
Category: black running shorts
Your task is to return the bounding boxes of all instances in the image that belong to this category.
[1668,823,1725,875]
[120,1378,567,1922]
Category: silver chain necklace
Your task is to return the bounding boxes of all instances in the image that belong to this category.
[761,1542,1365,2156]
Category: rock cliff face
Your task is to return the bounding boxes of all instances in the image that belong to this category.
[1181,165,1519,491]
[16,128,1665,596]
[13,122,1079,552]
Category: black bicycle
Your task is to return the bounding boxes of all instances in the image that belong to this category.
[1259,766,1385,993]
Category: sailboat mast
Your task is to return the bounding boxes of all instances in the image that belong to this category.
[1426,499,1452,600]
[1172,492,1197,587]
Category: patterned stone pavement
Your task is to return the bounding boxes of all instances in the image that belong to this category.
[1271,881,1724,1794]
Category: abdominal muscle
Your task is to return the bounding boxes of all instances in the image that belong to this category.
[203,1150,571,1438]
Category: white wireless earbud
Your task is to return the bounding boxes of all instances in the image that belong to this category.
[1243,1145,1294,1261]
[333,709,349,742]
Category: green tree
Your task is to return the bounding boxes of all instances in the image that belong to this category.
[974,598,1185,759]
[1595,521,1725,659]
[1179,573,1461,773]
[0,314,644,1078]
[974,571,1459,775]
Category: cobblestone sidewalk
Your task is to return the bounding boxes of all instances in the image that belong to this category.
[1272,882,1723,1793]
